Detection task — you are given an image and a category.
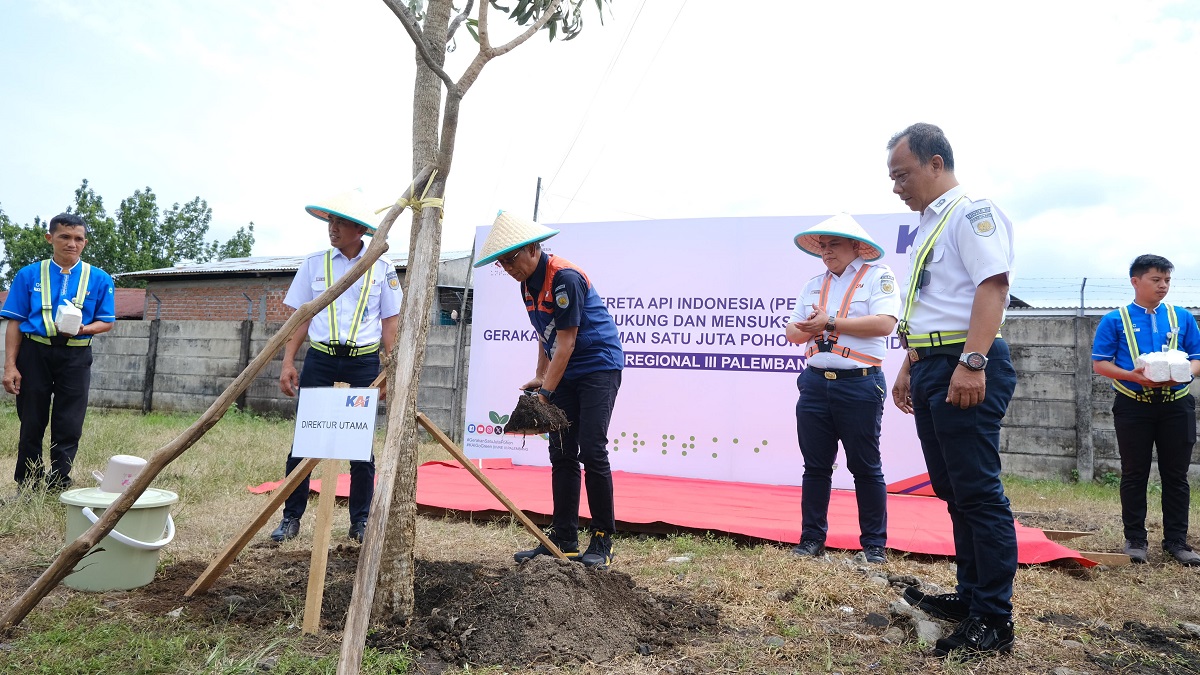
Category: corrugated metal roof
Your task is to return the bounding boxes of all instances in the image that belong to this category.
[119,250,471,279]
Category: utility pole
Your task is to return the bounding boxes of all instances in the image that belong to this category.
[533,176,543,221]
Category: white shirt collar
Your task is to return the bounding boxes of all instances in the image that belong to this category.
[924,185,966,217]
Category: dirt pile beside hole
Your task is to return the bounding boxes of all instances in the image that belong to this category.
[368,556,719,667]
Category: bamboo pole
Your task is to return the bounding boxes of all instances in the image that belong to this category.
[0,166,435,634]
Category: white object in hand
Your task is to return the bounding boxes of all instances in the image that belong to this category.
[56,300,83,336]
[1136,348,1192,383]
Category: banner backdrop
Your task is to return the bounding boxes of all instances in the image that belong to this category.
[463,214,926,489]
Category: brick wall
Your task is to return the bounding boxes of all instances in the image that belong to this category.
[143,277,296,322]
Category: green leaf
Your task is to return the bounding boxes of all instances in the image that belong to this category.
[489,411,501,424]
[499,415,510,424]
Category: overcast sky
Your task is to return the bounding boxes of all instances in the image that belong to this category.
[2,0,1198,306]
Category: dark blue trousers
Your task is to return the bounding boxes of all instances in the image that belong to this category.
[909,339,1017,620]
[13,339,92,488]
[283,348,379,525]
[1112,394,1196,547]
[795,367,888,548]
[547,369,621,538]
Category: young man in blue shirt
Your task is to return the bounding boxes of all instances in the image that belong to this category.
[1092,254,1200,567]
[2,213,116,491]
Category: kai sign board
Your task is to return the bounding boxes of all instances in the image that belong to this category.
[292,387,378,461]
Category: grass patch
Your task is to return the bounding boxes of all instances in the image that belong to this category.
[3,404,1200,673]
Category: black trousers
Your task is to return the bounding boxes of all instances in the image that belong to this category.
[548,369,621,538]
[14,339,93,487]
[283,348,380,525]
[1112,393,1196,547]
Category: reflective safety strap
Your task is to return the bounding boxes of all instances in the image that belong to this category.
[25,334,91,347]
[309,340,380,357]
[897,196,965,336]
[323,250,375,347]
[40,260,56,337]
[73,263,91,308]
[1117,303,1184,400]
[805,342,883,367]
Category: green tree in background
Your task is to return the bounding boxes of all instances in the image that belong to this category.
[0,179,254,288]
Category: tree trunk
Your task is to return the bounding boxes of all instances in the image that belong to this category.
[366,0,452,624]
[371,186,446,621]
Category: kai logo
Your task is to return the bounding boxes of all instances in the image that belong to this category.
[346,395,371,408]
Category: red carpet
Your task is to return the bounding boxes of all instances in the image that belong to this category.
[249,461,1091,566]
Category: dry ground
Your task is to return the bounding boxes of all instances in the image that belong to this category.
[2,405,1200,674]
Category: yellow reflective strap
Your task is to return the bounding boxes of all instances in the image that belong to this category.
[898,196,965,334]
[40,260,58,337]
[1166,303,1179,350]
[345,264,374,346]
[73,263,91,308]
[1118,306,1139,361]
[324,251,375,347]
[324,251,339,344]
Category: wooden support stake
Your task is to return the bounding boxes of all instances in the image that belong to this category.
[1078,551,1131,567]
[415,413,566,560]
[303,459,340,634]
[188,378,384,599]
[1041,529,1095,543]
[185,457,321,597]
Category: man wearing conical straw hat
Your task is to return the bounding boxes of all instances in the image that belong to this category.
[785,213,898,565]
[270,188,403,544]
[475,211,624,568]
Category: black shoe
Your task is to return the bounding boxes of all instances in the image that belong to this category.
[579,530,613,568]
[902,586,970,623]
[348,522,366,543]
[933,615,1014,658]
[863,545,887,564]
[270,517,300,542]
[790,540,825,558]
[515,528,579,563]
[1165,541,1200,567]
[1124,540,1149,564]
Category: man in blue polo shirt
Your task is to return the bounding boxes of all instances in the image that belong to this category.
[2,213,116,491]
[1092,254,1200,567]
[474,211,623,568]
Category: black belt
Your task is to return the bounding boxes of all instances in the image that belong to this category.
[806,365,881,380]
[907,344,964,362]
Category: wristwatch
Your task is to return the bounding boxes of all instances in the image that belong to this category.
[958,351,988,371]
[824,316,836,332]
[538,387,555,399]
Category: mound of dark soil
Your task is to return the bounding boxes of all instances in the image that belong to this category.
[125,546,716,669]
[368,556,718,667]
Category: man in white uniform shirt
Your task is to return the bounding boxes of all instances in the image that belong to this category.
[271,189,402,544]
[786,214,899,564]
[887,123,1018,659]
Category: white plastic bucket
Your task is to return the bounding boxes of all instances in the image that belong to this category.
[59,487,178,592]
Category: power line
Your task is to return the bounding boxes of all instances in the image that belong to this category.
[544,0,648,193]
[557,0,687,222]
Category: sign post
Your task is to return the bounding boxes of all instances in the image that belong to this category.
[292,385,379,634]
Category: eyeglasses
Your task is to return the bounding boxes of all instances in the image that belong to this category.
[494,248,524,268]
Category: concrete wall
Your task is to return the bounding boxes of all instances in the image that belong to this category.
[1001,314,1200,482]
[4,313,1196,481]
[0,319,470,437]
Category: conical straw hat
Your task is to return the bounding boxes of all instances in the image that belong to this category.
[473,211,560,268]
[793,213,884,262]
[305,188,384,234]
